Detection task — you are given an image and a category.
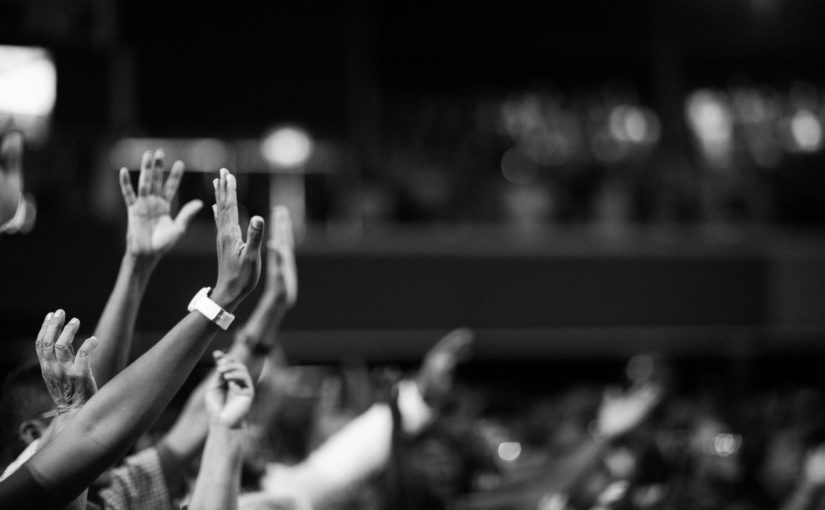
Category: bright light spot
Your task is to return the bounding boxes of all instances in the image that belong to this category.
[686,91,733,144]
[497,441,522,462]
[623,108,648,143]
[608,105,660,146]
[0,46,56,118]
[500,147,540,184]
[190,138,229,171]
[260,125,313,168]
[713,434,742,457]
[790,110,823,152]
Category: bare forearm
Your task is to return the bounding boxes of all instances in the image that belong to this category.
[241,291,284,343]
[158,293,284,473]
[189,423,243,510]
[92,254,157,385]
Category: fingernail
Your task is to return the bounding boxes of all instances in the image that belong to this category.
[55,309,65,318]
[45,312,53,320]
[69,318,79,325]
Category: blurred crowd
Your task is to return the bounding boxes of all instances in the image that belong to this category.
[4,135,825,510]
[343,82,825,227]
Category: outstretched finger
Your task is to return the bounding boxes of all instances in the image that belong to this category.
[73,336,99,372]
[224,170,239,225]
[35,311,54,361]
[219,168,229,207]
[174,199,203,231]
[433,328,475,362]
[40,310,66,365]
[119,167,137,206]
[212,178,219,219]
[137,150,153,197]
[163,160,186,201]
[271,206,294,248]
[151,149,165,195]
[55,317,80,365]
[245,216,264,255]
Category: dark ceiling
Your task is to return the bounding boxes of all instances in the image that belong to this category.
[3,0,824,138]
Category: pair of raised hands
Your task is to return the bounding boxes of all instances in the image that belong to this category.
[120,150,262,305]
[120,149,296,309]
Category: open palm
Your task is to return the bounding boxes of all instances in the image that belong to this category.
[120,149,202,257]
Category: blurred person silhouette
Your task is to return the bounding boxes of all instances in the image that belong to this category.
[239,327,476,510]
[454,366,664,510]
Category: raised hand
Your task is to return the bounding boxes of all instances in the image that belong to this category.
[594,382,663,440]
[205,351,255,429]
[212,168,264,308]
[119,149,203,259]
[265,206,298,309]
[416,327,475,407]
[35,309,99,415]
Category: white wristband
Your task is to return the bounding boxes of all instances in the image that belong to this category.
[187,287,235,330]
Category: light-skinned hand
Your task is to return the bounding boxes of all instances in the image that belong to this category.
[35,310,99,415]
[205,351,255,428]
[417,327,475,407]
[595,382,663,440]
[119,149,203,259]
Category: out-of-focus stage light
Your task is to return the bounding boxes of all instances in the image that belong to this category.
[500,146,540,185]
[260,125,313,169]
[608,105,661,145]
[0,45,57,144]
[497,441,522,462]
[790,109,823,152]
[686,91,733,145]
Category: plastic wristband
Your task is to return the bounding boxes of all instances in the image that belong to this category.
[188,287,235,330]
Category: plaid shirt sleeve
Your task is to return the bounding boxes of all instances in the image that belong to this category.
[94,447,175,510]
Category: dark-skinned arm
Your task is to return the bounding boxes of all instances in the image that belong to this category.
[0,168,263,509]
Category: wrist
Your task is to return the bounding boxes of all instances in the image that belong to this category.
[56,403,85,417]
[235,330,277,356]
[210,285,245,312]
[589,420,619,445]
[122,252,160,275]
[209,417,246,431]
[260,289,292,314]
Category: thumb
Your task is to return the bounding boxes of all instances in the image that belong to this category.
[246,216,265,254]
[73,336,99,371]
[174,199,203,231]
